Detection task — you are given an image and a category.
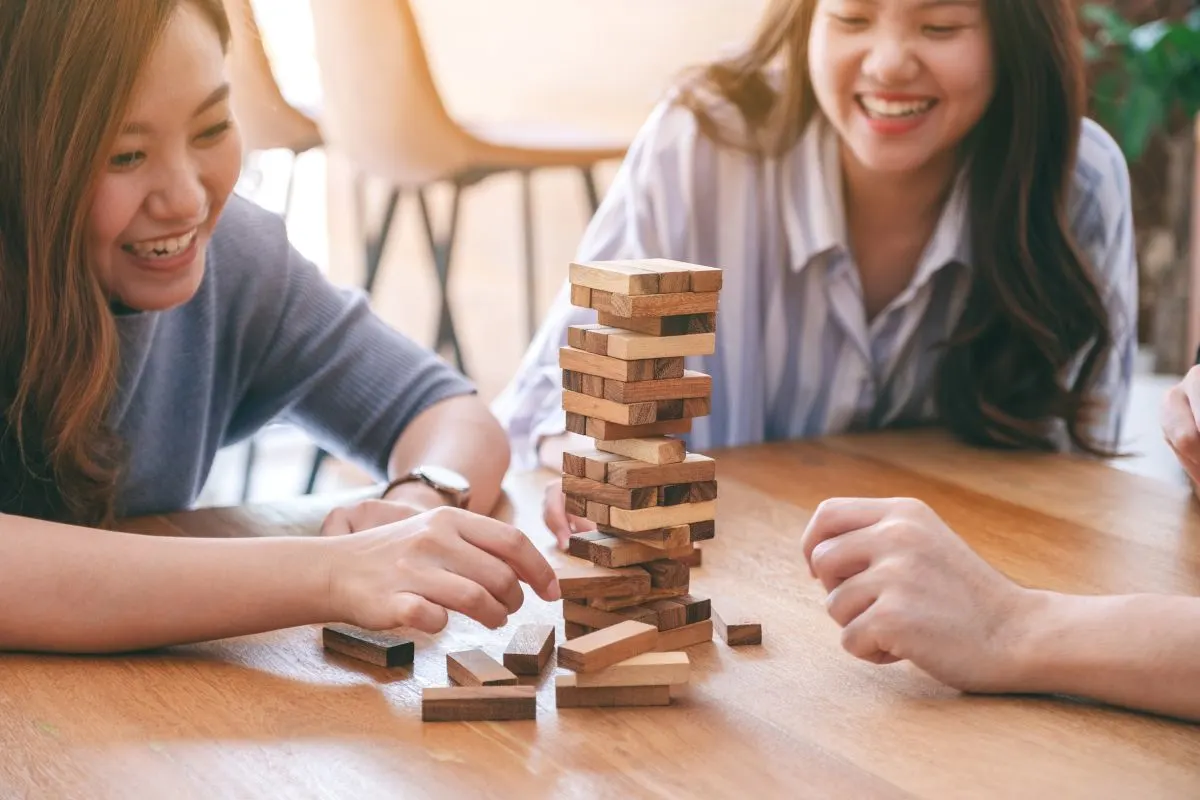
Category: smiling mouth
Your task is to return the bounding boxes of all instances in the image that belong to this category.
[121,229,198,259]
[857,95,938,119]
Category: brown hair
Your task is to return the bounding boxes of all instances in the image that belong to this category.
[677,0,1119,455]
[0,0,231,526]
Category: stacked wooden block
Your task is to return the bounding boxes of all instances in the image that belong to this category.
[553,258,723,707]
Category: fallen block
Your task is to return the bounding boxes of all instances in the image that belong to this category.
[321,624,414,668]
[421,686,536,722]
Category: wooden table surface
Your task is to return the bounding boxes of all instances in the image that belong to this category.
[5,430,1200,799]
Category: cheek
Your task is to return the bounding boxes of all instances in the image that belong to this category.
[202,131,244,214]
[87,174,144,257]
[939,39,995,119]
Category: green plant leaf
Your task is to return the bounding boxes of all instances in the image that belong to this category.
[1118,83,1166,161]
[1082,4,1134,45]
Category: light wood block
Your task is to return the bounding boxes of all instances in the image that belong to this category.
[589,586,688,611]
[643,599,687,631]
[606,453,716,489]
[573,651,690,688]
[562,370,605,398]
[599,523,691,549]
[570,260,661,295]
[503,624,555,676]
[583,416,693,441]
[321,625,414,668]
[607,291,719,319]
[653,619,715,652]
[668,594,712,624]
[569,283,592,307]
[446,649,518,687]
[555,674,672,708]
[585,501,610,526]
[567,530,607,560]
[562,475,658,510]
[609,500,718,532]
[421,686,536,722]
[555,561,651,600]
[597,311,716,336]
[562,448,628,483]
[661,480,719,506]
[564,493,587,517]
[557,620,659,672]
[558,346,660,382]
[574,533,694,568]
[635,259,695,293]
[641,559,691,589]
[714,609,763,646]
[596,436,686,465]
[678,547,704,567]
[638,258,723,292]
[570,325,716,360]
[563,389,657,427]
[604,370,711,403]
[563,599,657,629]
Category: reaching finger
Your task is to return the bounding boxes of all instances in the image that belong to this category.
[452,511,561,602]
[543,485,573,550]
[387,592,448,634]
[1162,388,1200,477]
[809,527,879,592]
[801,498,893,571]
[410,570,510,629]
[824,570,881,627]
[443,536,525,614]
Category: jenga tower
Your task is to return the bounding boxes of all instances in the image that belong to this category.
[551,259,721,708]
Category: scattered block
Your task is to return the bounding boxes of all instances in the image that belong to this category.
[555,674,672,708]
[653,619,715,652]
[596,436,687,465]
[503,624,555,676]
[557,620,658,673]
[605,454,716,489]
[573,651,690,688]
[447,649,518,686]
[555,562,652,600]
[421,686,536,722]
[598,311,716,336]
[713,609,762,646]
[608,500,717,532]
[562,474,658,510]
[603,371,712,404]
[321,624,414,668]
[559,347,683,383]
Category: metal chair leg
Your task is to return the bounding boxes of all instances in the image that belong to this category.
[416,184,467,375]
[304,448,328,495]
[520,170,537,343]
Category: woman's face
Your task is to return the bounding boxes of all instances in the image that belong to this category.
[88,2,241,311]
[808,0,995,176]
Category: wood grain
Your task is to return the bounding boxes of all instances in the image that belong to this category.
[596,436,687,465]
[562,389,658,426]
[503,624,555,676]
[8,430,1195,799]
[573,652,690,688]
[321,625,415,668]
[558,346,657,382]
[421,686,536,722]
[653,619,715,652]
[606,453,716,488]
[608,500,717,532]
[554,561,651,600]
[713,610,762,647]
[603,370,712,403]
[606,291,719,319]
[557,620,659,672]
[597,310,716,336]
[561,474,658,510]
[584,415,693,441]
[569,259,662,295]
[554,675,673,708]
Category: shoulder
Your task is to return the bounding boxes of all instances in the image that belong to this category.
[209,193,292,275]
[1067,119,1133,254]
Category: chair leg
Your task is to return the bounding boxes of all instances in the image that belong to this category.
[361,180,402,296]
[282,150,301,224]
[304,448,328,495]
[580,165,601,214]
[520,170,537,343]
[240,439,257,503]
[416,184,467,375]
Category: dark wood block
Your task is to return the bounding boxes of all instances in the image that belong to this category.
[689,520,716,542]
[447,649,518,687]
[581,373,605,397]
[562,451,588,478]
[653,357,685,379]
[643,598,687,631]
[603,371,711,403]
[641,559,691,589]
[597,311,716,336]
[661,481,719,506]
[606,454,716,489]
[586,416,692,441]
[564,493,588,518]
[559,346,658,382]
[713,609,762,646]
[321,624,414,668]
[557,620,658,672]
[563,599,657,629]
[562,474,658,510]
[562,369,584,393]
[503,624,555,676]
[668,594,712,624]
[421,686,536,722]
[555,561,652,600]
[607,291,719,319]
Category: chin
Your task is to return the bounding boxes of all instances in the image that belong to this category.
[113,249,207,312]
[845,139,951,176]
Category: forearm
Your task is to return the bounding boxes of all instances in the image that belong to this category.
[388,395,510,515]
[1014,591,1200,721]
[0,514,332,653]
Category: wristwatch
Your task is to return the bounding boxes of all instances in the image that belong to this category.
[383,465,472,509]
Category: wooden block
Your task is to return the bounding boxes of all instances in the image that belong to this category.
[563,389,657,426]
[557,620,659,673]
[596,436,686,465]
[607,291,719,319]
[573,651,689,687]
[681,397,712,418]
[562,451,588,478]
[585,416,692,441]
[609,500,718,532]
[567,530,607,560]
[678,547,703,567]
[564,493,587,517]
[447,649,519,687]
[581,373,605,397]
[586,326,717,360]
[582,535,694,569]
[561,448,627,483]
[655,399,684,420]
[589,585,687,611]
[562,369,584,394]
[653,619,714,652]
[668,594,712,624]
[598,311,716,336]
[559,346,658,382]
[641,559,691,589]
[713,609,762,646]
[606,453,716,489]
[569,283,593,308]
[653,357,686,379]
[563,599,657,629]
[555,674,672,708]
[598,523,691,549]
[643,598,687,631]
[421,686,536,722]
[555,561,652,599]
[565,411,587,435]
[685,267,723,293]
[570,260,661,295]
[638,260,694,293]
[563,475,657,510]
[638,258,723,292]
[689,520,716,542]
[503,624,555,676]
[661,480,719,506]
[604,371,711,404]
[585,501,610,526]
[565,622,593,640]
[321,625,415,668]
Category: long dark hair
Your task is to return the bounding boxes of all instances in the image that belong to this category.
[0,0,231,527]
[676,0,1119,455]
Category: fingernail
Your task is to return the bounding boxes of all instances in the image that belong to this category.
[548,579,562,601]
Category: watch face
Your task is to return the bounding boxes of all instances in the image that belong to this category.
[419,465,471,494]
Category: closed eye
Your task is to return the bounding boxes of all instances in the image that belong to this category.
[197,119,232,142]
[109,151,145,170]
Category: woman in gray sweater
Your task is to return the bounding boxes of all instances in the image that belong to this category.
[0,0,559,653]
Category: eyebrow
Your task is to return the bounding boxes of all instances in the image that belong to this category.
[119,83,231,136]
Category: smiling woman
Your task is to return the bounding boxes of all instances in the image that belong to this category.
[0,1,561,655]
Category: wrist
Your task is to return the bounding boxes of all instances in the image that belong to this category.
[1003,588,1077,694]
[381,479,450,511]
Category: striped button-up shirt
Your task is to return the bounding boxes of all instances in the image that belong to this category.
[492,98,1137,471]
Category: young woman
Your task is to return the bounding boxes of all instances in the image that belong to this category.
[0,0,559,654]
[492,0,1138,548]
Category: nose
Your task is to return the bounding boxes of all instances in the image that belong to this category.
[861,32,920,86]
[145,155,206,224]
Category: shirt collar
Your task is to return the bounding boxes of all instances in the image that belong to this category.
[783,113,973,287]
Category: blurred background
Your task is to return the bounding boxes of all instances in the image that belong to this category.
[203,0,1200,506]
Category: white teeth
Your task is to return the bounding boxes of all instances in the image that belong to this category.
[859,96,936,119]
[125,229,197,259]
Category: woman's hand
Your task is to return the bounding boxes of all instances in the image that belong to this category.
[320,481,451,536]
[542,477,596,550]
[1161,365,1200,497]
[801,497,1040,693]
[324,507,560,634]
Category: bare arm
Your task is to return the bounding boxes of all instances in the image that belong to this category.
[0,513,329,653]
[1015,592,1200,721]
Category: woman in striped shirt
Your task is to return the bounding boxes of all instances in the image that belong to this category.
[491,0,1136,546]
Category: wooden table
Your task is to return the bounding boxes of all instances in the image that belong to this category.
[5,431,1200,798]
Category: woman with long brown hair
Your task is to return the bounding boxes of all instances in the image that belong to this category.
[0,0,560,653]
[494,0,1137,547]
